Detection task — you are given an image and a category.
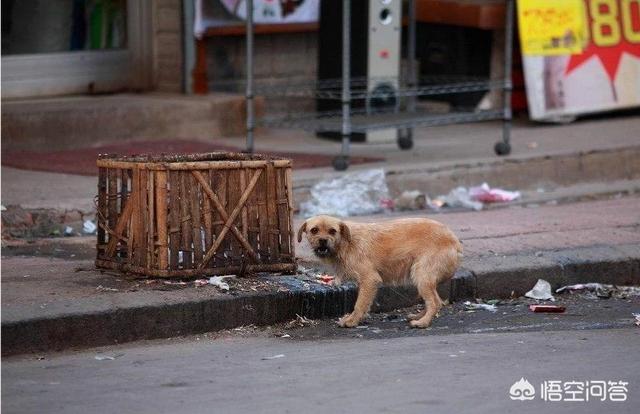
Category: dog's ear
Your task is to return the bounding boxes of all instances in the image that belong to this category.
[339,222,351,243]
[297,221,307,243]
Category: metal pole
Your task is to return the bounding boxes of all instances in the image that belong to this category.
[502,0,514,147]
[182,0,195,94]
[408,0,416,113]
[245,0,255,153]
[340,0,351,162]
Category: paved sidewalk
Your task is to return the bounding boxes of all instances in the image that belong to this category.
[3,114,640,212]
[2,196,639,355]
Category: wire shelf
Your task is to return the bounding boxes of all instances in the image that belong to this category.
[246,76,507,100]
[260,108,505,133]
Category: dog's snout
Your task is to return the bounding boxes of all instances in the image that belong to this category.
[319,238,328,247]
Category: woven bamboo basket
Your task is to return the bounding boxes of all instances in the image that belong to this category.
[95,152,297,277]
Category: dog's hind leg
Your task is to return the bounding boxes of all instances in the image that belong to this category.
[409,256,445,329]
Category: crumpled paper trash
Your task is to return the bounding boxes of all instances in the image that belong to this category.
[300,169,390,217]
[83,220,97,234]
[207,275,235,291]
[394,190,427,211]
[438,187,483,211]
[463,301,498,312]
[525,279,555,301]
[469,183,521,203]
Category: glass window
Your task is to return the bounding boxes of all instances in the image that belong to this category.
[2,0,127,55]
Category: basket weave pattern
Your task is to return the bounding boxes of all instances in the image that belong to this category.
[95,152,296,277]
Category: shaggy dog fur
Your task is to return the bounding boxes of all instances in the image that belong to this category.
[298,215,462,328]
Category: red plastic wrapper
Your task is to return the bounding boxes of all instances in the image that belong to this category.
[529,304,566,313]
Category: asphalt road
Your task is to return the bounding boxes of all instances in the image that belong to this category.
[3,295,639,414]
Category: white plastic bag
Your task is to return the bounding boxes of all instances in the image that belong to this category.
[300,169,390,217]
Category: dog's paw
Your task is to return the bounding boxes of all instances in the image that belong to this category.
[407,311,426,321]
[337,314,360,328]
[409,319,432,329]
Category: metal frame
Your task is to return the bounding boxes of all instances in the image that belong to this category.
[243,0,514,170]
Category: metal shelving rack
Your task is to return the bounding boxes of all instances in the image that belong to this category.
[243,0,514,170]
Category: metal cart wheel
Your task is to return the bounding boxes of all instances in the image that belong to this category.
[494,141,511,156]
[332,155,350,171]
[397,128,414,150]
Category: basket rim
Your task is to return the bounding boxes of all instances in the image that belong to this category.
[97,151,290,164]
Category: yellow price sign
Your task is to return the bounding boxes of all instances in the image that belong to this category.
[518,0,587,55]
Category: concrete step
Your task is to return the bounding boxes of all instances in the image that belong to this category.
[1,93,252,151]
[293,146,640,207]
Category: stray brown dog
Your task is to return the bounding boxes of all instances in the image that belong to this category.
[298,215,462,328]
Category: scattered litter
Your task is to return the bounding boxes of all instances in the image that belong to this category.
[529,304,566,313]
[427,197,445,210]
[163,281,187,286]
[0,205,6,211]
[83,220,97,234]
[207,275,236,291]
[613,286,640,298]
[285,314,317,329]
[94,354,121,361]
[194,279,208,287]
[485,299,501,306]
[463,301,497,312]
[556,283,640,299]
[469,183,521,203]
[64,226,75,236]
[299,169,390,217]
[280,334,291,338]
[370,328,382,334]
[525,279,555,301]
[435,187,483,211]
[297,265,316,276]
[633,313,640,327]
[230,325,257,335]
[315,274,335,285]
[96,285,119,292]
[379,198,395,211]
[394,190,427,211]
[261,354,285,360]
[556,283,604,294]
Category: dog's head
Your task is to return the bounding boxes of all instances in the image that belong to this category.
[297,215,351,259]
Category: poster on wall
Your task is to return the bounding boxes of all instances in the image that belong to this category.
[195,0,319,38]
[518,0,640,121]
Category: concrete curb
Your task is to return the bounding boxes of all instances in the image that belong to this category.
[2,243,639,356]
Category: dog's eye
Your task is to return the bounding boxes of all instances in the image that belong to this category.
[310,227,319,234]
[328,228,337,235]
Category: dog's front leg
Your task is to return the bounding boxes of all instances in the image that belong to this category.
[338,274,381,328]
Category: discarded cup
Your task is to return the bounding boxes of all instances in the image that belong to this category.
[525,279,555,301]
